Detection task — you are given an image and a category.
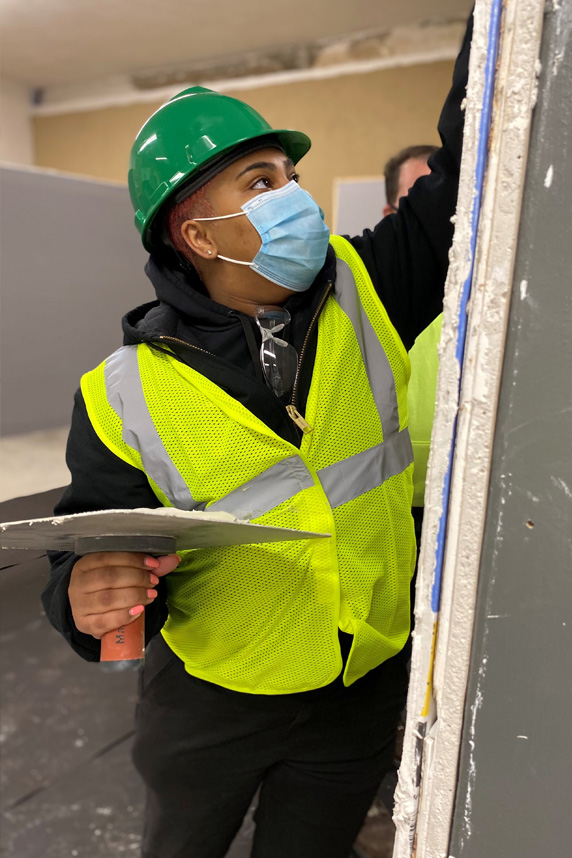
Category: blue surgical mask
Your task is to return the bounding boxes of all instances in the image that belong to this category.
[195,181,330,291]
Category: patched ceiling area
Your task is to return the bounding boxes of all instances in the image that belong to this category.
[0,0,473,90]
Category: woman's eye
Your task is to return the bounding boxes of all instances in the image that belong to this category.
[290,173,300,183]
[252,177,272,190]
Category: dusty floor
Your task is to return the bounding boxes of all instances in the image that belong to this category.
[0,486,396,857]
[0,429,70,503]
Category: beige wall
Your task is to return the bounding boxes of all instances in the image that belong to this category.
[34,60,454,227]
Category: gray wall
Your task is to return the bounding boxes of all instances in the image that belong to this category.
[449,3,572,856]
[334,178,386,236]
[0,167,152,436]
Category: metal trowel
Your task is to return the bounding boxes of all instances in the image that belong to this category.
[0,507,330,665]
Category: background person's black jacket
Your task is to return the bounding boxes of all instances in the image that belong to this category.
[42,16,472,662]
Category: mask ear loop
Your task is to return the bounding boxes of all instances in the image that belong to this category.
[192,210,254,265]
[217,255,252,265]
[192,211,247,221]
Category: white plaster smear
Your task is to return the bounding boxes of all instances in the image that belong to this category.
[132,507,237,520]
[551,476,572,498]
[544,164,554,187]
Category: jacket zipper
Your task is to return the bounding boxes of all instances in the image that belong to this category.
[157,335,213,356]
[286,280,333,436]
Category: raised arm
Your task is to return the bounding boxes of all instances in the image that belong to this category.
[349,13,473,350]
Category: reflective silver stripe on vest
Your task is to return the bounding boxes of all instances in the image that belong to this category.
[208,456,315,519]
[317,429,413,510]
[333,257,400,437]
[103,255,410,517]
[104,347,198,510]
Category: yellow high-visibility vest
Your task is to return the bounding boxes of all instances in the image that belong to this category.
[81,237,416,694]
[408,314,442,507]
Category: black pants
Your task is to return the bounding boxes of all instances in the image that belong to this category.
[133,635,408,858]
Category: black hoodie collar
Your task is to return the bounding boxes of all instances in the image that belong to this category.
[121,246,337,445]
[122,244,337,363]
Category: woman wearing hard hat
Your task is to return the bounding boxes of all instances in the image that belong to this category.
[43,18,472,858]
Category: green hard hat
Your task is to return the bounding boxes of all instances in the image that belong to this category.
[128,86,311,250]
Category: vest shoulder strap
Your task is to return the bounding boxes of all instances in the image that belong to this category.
[81,349,172,507]
[329,235,409,368]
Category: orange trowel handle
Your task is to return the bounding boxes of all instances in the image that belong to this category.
[74,533,177,663]
[101,613,145,662]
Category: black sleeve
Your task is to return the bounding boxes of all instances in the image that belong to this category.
[41,388,169,661]
[348,14,473,350]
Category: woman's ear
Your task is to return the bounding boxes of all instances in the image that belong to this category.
[181,220,217,260]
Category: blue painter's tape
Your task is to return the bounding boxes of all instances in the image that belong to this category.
[431,0,504,614]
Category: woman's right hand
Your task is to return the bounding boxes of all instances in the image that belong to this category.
[68,552,180,639]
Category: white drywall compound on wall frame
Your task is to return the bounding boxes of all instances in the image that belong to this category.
[392,1,545,856]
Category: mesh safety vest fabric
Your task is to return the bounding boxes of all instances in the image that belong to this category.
[407,313,442,507]
[81,236,416,694]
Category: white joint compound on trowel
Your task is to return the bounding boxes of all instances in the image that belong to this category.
[132,507,240,523]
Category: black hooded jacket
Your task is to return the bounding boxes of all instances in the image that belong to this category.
[42,17,472,661]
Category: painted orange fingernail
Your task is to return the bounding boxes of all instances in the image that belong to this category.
[147,589,157,599]
[149,574,159,585]
[145,557,160,568]
[129,605,144,616]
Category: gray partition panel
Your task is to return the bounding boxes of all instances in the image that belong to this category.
[449,4,572,856]
[0,167,152,436]
[334,178,386,236]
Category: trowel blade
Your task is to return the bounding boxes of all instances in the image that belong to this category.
[0,507,330,552]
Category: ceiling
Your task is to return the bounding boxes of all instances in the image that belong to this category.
[0,0,472,90]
